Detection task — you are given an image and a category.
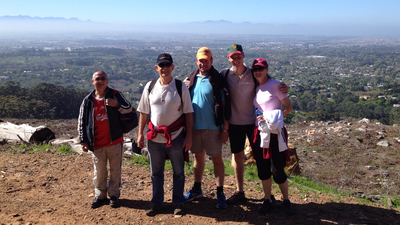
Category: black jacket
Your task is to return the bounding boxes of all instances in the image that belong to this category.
[188,66,229,127]
[78,87,132,151]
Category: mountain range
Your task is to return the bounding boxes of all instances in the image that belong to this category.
[0,15,399,36]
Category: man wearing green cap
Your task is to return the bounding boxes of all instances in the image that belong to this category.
[221,44,288,204]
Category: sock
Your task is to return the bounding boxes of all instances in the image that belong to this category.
[217,186,223,193]
[194,182,201,190]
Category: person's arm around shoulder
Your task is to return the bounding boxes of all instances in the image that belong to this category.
[281,97,293,117]
[278,82,289,95]
[183,77,190,88]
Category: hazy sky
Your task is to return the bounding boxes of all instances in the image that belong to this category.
[1,0,399,36]
[1,0,398,25]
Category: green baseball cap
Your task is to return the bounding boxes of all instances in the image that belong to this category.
[227,44,243,57]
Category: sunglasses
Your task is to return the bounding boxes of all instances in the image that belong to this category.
[252,67,267,72]
[158,63,172,68]
[94,77,107,81]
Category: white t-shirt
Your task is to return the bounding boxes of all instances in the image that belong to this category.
[137,78,194,143]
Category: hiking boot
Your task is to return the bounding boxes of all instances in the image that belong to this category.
[90,197,107,209]
[216,192,227,209]
[258,198,272,213]
[226,191,246,204]
[174,204,184,215]
[283,199,295,215]
[270,195,278,207]
[184,187,203,202]
[146,203,162,216]
[109,196,119,208]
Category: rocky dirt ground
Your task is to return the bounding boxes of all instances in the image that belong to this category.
[0,119,400,225]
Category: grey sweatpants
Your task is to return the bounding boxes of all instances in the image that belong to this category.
[92,143,123,199]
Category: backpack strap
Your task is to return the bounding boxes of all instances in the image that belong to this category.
[148,79,158,94]
[224,68,230,80]
[175,79,183,106]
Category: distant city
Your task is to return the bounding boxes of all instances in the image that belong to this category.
[0,20,399,123]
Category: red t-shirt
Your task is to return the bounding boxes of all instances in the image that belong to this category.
[93,96,123,149]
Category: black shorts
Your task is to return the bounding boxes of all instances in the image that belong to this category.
[228,124,257,154]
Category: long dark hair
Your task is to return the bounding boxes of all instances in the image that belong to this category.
[251,69,272,88]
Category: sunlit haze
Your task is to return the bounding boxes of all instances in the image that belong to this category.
[0,0,399,36]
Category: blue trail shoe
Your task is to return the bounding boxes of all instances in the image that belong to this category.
[184,187,203,202]
[216,192,227,209]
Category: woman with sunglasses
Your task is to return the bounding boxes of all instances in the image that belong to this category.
[251,58,295,215]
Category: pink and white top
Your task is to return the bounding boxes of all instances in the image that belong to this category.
[253,78,288,121]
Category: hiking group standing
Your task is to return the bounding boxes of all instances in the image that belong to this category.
[78,44,295,217]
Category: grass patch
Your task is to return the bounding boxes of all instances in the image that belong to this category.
[244,163,259,182]
[56,144,75,155]
[290,175,349,196]
[391,197,400,209]
[12,143,27,151]
[165,160,173,171]
[224,160,235,177]
[356,197,372,205]
[128,155,151,168]
[11,143,50,153]
[290,175,400,208]
[35,144,53,153]
[255,185,263,191]
[204,162,215,176]
[10,143,76,155]
[327,197,344,203]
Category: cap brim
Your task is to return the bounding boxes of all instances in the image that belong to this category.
[228,51,243,57]
[197,55,210,60]
[252,63,267,68]
[157,59,172,65]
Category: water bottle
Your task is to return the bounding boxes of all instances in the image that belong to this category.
[255,107,266,127]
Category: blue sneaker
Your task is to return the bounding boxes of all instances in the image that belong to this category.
[216,192,227,209]
[184,187,203,202]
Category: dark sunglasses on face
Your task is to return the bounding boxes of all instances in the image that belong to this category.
[158,62,172,68]
[252,67,267,72]
[95,77,107,81]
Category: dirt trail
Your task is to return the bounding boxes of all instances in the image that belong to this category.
[1,150,399,225]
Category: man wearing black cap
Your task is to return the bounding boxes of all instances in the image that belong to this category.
[137,53,194,216]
